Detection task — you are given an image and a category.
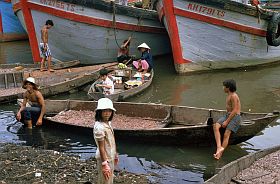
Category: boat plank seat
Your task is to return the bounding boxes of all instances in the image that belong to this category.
[171,106,210,126]
[114,102,171,119]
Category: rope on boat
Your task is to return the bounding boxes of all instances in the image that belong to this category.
[112,2,142,49]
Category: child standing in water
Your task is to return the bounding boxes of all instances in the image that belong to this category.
[213,79,241,160]
[94,98,118,184]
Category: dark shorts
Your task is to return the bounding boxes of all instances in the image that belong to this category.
[20,105,41,126]
[117,55,131,63]
[217,113,241,133]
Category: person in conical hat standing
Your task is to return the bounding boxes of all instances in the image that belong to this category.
[16,77,46,129]
[94,98,118,184]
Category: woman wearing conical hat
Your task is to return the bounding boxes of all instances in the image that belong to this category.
[133,43,153,72]
[16,77,46,129]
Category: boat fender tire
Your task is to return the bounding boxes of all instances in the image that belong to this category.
[266,12,280,47]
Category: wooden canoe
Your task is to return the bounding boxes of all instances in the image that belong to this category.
[0,63,117,103]
[205,145,280,184]
[0,60,80,70]
[41,100,279,146]
[87,69,154,101]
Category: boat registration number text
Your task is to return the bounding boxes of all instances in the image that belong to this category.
[186,3,225,18]
[40,0,76,12]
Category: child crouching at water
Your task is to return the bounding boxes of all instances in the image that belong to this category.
[94,98,118,184]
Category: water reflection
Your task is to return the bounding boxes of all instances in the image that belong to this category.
[17,126,47,148]
[117,141,247,181]
[0,41,32,64]
[10,121,205,183]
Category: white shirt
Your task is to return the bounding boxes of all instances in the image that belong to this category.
[93,121,116,162]
[103,77,114,95]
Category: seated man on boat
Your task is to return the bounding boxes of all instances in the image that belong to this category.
[133,43,153,72]
[16,77,46,129]
[213,79,241,160]
[94,68,115,95]
[117,37,132,64]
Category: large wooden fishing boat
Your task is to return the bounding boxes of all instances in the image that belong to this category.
[87,69,154,101]
[11,0,171,64]
[41,99,279,145]
[156,0,280,74]
[0,0,28,42]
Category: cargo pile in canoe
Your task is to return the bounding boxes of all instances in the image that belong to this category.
[49,110,163,129]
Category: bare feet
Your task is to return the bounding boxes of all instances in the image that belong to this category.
[213,147,224,160]
[48,69,55,72]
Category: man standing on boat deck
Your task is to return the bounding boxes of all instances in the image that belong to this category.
[40,20,54,72]
[213,79,241,160]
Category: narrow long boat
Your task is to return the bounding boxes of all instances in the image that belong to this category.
[0,63,116,103]
[41,99,279,145]
[0,0,28,42]
[11,0,171,64]
[156,0,280,74]
[87,69,154,101]
[0,60,80,70]
[205,145,280,184]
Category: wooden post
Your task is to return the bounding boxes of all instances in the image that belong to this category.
[4,73,8,89]
[21,72,24,82]
[12,73,17,87]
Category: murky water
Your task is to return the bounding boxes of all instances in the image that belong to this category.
[1,41,280,183]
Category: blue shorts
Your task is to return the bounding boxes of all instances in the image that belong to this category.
[217,113,241,133]
[21,105,41,126]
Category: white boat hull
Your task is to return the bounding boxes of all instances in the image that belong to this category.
[12,0,171,64]
[157,0,280,74]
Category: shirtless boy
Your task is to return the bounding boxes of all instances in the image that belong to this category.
[40,20,54,72]
[213,79,241,160]
[16,77,46,129]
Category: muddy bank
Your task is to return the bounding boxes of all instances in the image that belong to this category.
[232,150,280,184]
[0,144,149,184]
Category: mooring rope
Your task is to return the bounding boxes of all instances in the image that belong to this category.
[112,2,142,49]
